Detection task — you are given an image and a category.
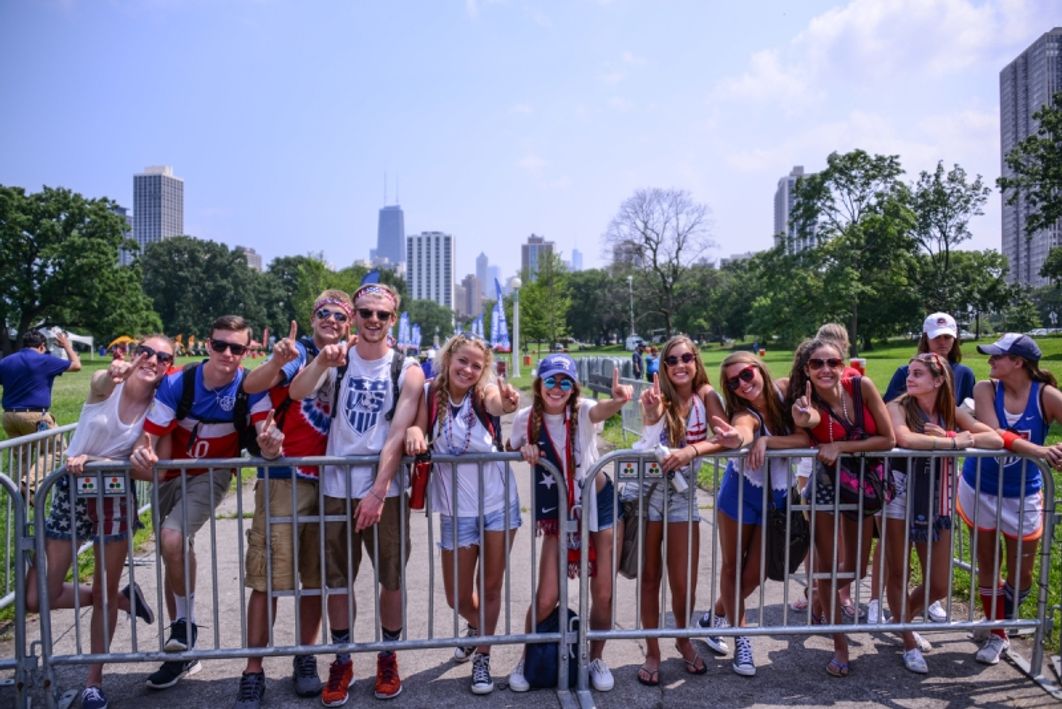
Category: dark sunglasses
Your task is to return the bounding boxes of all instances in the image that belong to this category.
[210,338,248,356]
[542,376,574,391]
[664,352,697,367]
[315,308,349,323]
[134,344,174,365]
[357,308,393,321]
[726,365,756,391]
[808,357,843,371]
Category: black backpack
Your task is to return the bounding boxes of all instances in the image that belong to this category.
[176,361,258,457]
[330,350,406,423]
[524,607,579,689]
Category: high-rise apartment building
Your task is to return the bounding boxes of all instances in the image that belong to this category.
[458,273,482,317]
[372,204,405,269]
[1000,27,1062,287]
[238,246,263,272]
[521,233,555,281]
[774,165,818,253]
[570,248,583,272]
[406,231,455,309]
[476,252,490,299]
[133,165,183,257]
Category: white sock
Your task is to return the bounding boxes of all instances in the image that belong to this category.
[174,593,196,624]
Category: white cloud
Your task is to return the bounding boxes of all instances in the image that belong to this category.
[517,153,546,171]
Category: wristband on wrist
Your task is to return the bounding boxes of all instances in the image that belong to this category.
[1001,430,1020,451]
[946,431,957,438]
[952,437,958,450]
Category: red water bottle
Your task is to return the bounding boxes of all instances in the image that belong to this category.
[410,454,431,510]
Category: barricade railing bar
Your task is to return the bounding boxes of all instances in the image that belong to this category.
[1,445,1060,708]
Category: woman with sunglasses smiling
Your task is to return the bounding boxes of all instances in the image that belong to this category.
[27,334,175,709]
[697,352,810,677]
[787,337,895,678]
[506,354,631,693]
[632,336,725,686]
[404,334,521,695]
[956,334,1062,665]
[884,352,1000,674]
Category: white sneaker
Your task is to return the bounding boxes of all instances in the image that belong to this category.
[732,636,756,677]
[975,635,1009,665]
[867,599,881,625]
[903,648,928,674]
[697,612,730,656]
[912,632,932,653]
[927,600,947,623]
[588,658,614,692]
[508,659,530,693]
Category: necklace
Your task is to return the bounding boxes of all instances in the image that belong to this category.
[441,393,476,455]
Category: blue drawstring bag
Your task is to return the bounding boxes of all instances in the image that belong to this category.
[524,606,579,689]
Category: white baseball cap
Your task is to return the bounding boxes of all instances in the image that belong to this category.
[922,312,957,339]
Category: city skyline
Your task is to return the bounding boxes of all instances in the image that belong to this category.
[1,1,1058,281]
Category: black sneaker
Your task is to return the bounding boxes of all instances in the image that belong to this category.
[121,582,155,624]
[292,654,323,697]
[164,619,198,652]
[233,671,266,709]
[146,659,202,689]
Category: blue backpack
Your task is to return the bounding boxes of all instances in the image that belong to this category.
[524,606,579,689]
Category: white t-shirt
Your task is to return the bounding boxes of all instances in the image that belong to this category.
[426,386,517,517]
[66,383,146,459]
[510,398,603,528]
[321,349,419,499]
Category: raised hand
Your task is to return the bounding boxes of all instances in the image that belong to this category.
[272,320,301,365]
[709,415,743,448]
[611,368,633,404]
[792,380,814,427]
[256,410,284,459]
[54,331,69,349]
[497,374,520,412]
[107,351,145,383]
[317,333,356,368]
[640,373,662,416]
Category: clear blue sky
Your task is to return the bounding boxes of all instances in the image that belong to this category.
[1,0,1056,281]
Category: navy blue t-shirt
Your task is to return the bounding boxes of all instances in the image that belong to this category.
[0,349,71,409]
[883,361,976,404]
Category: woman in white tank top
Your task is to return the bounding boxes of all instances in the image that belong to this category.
[26,334,174,709]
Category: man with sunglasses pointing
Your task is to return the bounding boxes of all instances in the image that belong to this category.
[132,314,264,691]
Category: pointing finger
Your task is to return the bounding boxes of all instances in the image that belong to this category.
[612,368,619,388]
[289,320,298,341]
[652,373,660,395]
[263,410,276,431]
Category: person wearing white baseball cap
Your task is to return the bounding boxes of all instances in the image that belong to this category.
[883,313,975,405]
[957,333,1062,665]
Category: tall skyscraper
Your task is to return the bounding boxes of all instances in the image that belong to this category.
[570,248,583,272]
[406,231,455,309]
[521,233,555,281]
[476,252,490,298]
[1000,27,1062,287]
[487,265,501,294]
[238,246,263,272]
[133,165,183,257]
[458,273,482,317]
[774,165,818,253]
[372,204,405,269]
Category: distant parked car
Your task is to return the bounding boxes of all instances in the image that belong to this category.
[959,330,977,340]
[1029,328,1050,336]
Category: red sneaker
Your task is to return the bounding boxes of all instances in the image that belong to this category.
[320,658,353,707]
[374,653,402,700]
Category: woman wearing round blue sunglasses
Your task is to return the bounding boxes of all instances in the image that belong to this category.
[506,355,632,693]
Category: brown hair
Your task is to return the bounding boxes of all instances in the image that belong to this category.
[899,352,956,431]
[784,337,844,411]
[529,373,580,455]
[720,351,790,434]
[816,322,850,357]
[917,332,963,363]
[211,315,251,343]
[658,336,710,447]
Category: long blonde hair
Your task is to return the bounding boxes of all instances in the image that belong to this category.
[658,336,710,447]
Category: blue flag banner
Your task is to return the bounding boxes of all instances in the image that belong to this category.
[491,278,511,352]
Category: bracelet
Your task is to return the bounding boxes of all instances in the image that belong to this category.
[952,437,958,450]
[1001,430,1020,451]
[369,489,386,503]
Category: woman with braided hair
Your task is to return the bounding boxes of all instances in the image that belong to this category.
[885,352,1000,674]
[506,354,631,693]
[405,333,521,695]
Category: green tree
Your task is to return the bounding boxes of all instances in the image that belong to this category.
[603,188,715,336]
[566,269,628,343]
[946,249,1013,337]
[999,289,1040,332]
[999,91,1062,236]
[519,254,571,351]
[1040,246,1062,289]
[142,236,268,339]
[792,150,915,352]
[0,184,160,353]
[405,299,455,348]
[910,162,991,309]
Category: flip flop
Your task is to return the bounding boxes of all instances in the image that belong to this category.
[637,664,660,686]
[676,643,708,675]
[826,657,850,678]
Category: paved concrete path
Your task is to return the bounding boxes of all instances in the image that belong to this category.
[3,431,1057,709]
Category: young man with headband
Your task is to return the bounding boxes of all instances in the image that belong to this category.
[232,291,354,708]
[290,283,424,704]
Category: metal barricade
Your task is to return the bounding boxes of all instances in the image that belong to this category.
[577,447,1061,706]
[574,357,644,440]
[28,452,574,709]
[0,473,29,707]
